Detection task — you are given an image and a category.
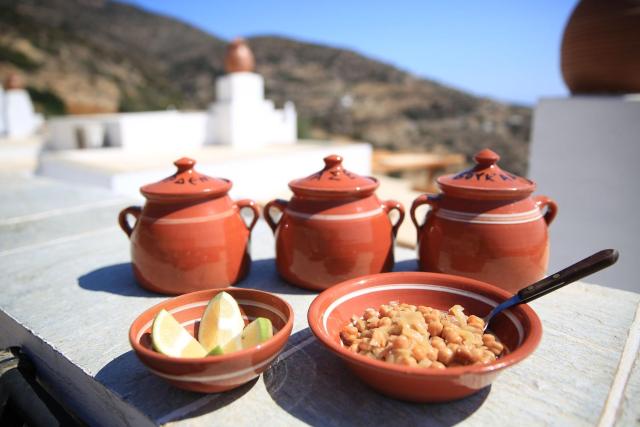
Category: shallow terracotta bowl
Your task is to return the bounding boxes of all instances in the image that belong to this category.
[308,272,542,402]
[129,288,294,393]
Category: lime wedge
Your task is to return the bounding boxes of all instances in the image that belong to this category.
[207,345,224,356]
[151,309,206,358]
[198,291,245,353]
[241,317,273,349]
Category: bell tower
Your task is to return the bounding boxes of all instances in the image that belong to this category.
[208,38,296,148]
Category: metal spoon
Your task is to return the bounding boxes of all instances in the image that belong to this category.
[482,249,619,331]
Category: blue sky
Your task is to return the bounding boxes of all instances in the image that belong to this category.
[126,0,578,106]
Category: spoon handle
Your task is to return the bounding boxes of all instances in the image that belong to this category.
[517,249,619,304]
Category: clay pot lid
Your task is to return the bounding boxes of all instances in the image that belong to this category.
[140,157,231,200]
[437,149,535,198]
[289,154,378,198]
[224,38,255,73]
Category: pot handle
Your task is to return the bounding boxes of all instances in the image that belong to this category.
[382,200,405,237]
[118,206,142,238]
[236,199,260,231]
[534,195,558,226]
[410,194,440,232]
[264,199,288,234]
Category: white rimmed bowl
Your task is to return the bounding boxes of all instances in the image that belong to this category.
[129,287,293,393]
[308,272,542,402]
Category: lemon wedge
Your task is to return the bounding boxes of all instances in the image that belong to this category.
[198,291,245,353]
[151,309,207,358]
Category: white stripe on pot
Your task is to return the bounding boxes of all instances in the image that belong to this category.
[321,284,524,345]
[286,206,384,221]
[147,353,278,383]
[435,208,542,225]
[140,209,235,225]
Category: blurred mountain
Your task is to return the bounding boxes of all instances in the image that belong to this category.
[0,0,532,174]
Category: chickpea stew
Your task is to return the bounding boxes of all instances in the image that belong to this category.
[340,302,505,368]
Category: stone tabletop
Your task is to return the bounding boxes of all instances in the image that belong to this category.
[0,174,639,427]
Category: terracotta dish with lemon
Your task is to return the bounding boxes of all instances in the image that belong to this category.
[129,288,293,393]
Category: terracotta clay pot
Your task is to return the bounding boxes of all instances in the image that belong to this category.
[561,0,640,94]
[264,154,405,291]
[130,287,293,393]
[410,149,558,294]
[118,157,260,295]
[308,271,542,402]
[224,38,255,73]
[4,73,23,90]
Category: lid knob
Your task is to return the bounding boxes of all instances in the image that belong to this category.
[323,154,343,170]
[474,149,500,166]
[174,157,196,173]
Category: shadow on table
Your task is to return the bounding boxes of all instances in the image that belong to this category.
[78,262,154,297]
[265,328,490,427]
[77,258,419,298]
[79,259,314,297]
[96,350,256,424]
[236,258,318,296]
[394,258,420,272]
[239,257,423,294]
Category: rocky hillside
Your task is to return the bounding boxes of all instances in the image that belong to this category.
[0,0,532,174]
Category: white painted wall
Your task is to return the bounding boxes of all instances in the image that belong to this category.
[45,72,296,151]
[47,111,208,151]
[38,143,372,202]
[211,72,296,148]
[216,71,264,102]
[529,96,640,292]
[48,114,122,150]
[1,88,43,137]
[0,87,5,135]
[117,111,208,152]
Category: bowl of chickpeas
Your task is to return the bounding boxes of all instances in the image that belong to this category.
[307,271,542,402]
